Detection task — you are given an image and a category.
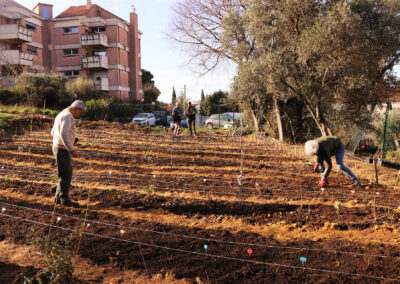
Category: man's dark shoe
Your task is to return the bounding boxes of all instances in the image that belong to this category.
[60,199,79,208]
[354,181,364,189]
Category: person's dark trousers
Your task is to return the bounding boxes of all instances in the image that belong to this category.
[52,147,72,203]
[188,118,196,135]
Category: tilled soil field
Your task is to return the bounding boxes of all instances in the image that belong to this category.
[0,121,400,283]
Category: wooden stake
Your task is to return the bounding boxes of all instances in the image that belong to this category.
[373,158,379,185]
[394,170,400,191]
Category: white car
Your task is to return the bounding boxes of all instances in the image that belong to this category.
[132,113,156,126]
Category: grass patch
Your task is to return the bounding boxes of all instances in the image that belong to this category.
[0,119,10,128]
[0,113,20,120]
[0,104,59,117]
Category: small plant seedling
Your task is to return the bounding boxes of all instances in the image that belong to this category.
[334,201,341,214]
[143,185,154,194]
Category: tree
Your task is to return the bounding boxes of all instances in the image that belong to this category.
[171,87,177,105]
[141,69,154,85]
[67,77,94,101]
[143,83,161,104]
[168,0,253,74]
[200,89,206,116]
[16,72,70,108]
[141,69,161,103]
[246,0,400,136]
[203,90,234,115]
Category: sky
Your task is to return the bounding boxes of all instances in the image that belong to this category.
[16,0,236,104]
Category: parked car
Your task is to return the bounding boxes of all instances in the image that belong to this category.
[152,110,168,126]
[204,114,235,129]
[132,113,156,126]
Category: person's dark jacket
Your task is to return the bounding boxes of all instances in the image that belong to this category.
[315,136,342,179]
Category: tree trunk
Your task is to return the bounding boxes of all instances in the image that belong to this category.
[302,96,333,136]
[274,97,284,141]
[250,109,261,132]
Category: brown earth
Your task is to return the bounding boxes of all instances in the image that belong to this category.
[0,120,399,283]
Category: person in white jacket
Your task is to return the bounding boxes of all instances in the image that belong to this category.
[51,100,85,207]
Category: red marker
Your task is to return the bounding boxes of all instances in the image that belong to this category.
[228,180,232,187]
[361,145,365,149]
[247,249,253,256]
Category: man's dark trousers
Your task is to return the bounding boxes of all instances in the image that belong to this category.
[52,147,72,203]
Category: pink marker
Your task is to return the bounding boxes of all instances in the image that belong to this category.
[228,180,232,187]
[247,249,253,257]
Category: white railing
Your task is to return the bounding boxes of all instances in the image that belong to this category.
[81,55,108,69]
[80,32,108,47]
[0,24,32,42]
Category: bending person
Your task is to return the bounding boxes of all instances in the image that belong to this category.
[305,136,363,188]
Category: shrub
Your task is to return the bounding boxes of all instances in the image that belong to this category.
[16,72,70,108]
[83,96,132,122]
[0,88,21,105]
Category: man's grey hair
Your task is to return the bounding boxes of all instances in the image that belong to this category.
[305,140,319,155]
[71,100,85,110]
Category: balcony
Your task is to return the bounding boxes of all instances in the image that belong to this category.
[93,78,109,91]
[80,32,108,48]
[0,50,33,66]
[81,55,108,70]
[0,24,32,43]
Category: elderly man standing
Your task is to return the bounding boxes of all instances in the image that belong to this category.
[51,100,85,207]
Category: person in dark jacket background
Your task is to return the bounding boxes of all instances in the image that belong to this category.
[305,136,363,188]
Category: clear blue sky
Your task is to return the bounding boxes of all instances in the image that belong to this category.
[17,0,235,103]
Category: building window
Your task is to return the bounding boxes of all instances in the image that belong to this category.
[63,27,78,34]
[97,11,101,17]
[63,49,79,56]
[26,22,36,31]
[90,26,106,33]
[64,70,79,77]
[27,45,37,54]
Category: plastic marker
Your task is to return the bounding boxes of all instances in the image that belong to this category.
[237,175,242,186]
[120,229,125,234]
[320,188,325,192]
[56,217,61,223]
[203,179,207,183]
[247,249,253,256]
[109,171,112,176]
[306,164,310,168]
[1,208,5,213]
[228,180,232,187]
[129,173,132,179]
[300,257,307,264]
[86,223,91,228]
[204,244,208,253]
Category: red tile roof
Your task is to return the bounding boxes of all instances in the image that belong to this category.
[1,0,33,14]
[55,5,89,18]
[55,4,127,23]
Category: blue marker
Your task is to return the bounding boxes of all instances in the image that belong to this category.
[204,244,208,253]
[306,164,310,168]
[300,257,307,264]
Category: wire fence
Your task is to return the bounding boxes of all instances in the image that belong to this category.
[1,125,400,281]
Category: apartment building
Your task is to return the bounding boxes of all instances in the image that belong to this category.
[0,0,142,102]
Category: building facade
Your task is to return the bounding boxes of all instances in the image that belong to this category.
[0,0,142,102]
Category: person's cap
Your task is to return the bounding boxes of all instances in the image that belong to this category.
[71,100,85,110]
[188,102,192,105]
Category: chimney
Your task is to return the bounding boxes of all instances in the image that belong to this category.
[86,0,92,9]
